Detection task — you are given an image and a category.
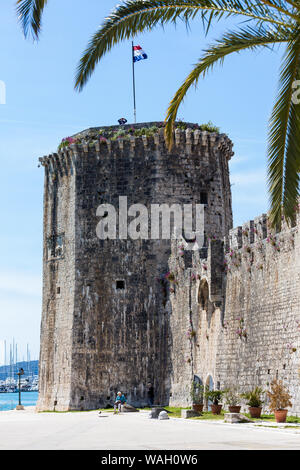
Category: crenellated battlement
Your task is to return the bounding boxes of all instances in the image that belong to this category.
[228,211,299,252]
[228,214,268,250]
[38,124,234,174]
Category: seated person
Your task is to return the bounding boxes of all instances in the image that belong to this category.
[114,391,126,413]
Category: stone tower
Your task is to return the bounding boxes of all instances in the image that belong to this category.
[36,122,233,411]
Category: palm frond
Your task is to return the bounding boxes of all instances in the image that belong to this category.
[282,100,300,224]
[268,34,300,227]
[74,0,289,91]
[165,25,292,147]
[16,0,48,39]
[259,0,300,21]
[284,0,300,10]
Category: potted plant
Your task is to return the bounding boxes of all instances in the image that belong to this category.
[204,389,224,415]
[241,387,264,418]
[224,388,241,413]
[267,379,292,423]
[190,381,204,413]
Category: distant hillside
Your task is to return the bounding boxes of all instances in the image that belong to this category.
[0,360,39,380]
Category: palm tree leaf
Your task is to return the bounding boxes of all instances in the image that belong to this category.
[268,34,300,227]
[16,0,48,39]
[284,0,300,10]
[282,97,300,224]
[259,0,300,21]
[165,25,292,147]
[74,0,289,91]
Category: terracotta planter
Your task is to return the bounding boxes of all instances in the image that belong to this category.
[192,404,203,413]
[228,406,241,413]
[274,409,288,423]
[249,407,262,418]
[211,404,222,415]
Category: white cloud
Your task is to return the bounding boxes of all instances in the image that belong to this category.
[0,295,41,362]
[0,340,4,366]
[0,271,42,362]
[231,169,266,186]
[234,137,266,145]
[233,193,267,205]
[0,271,42,298]
[229,155,249,166]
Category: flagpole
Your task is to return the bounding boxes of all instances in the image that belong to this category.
[131,41,137,124]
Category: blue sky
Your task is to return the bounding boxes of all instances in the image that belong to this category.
[0,0,284,362]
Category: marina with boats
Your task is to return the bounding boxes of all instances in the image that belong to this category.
[0,375,39,394]
[0,356,39,410]
[0,342,39,394]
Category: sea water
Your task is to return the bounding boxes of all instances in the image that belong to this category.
[0,391,38,411]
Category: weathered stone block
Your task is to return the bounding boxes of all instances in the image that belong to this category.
[15,405,25,411]
[149,407,169,419]
[224,413,252,424]
[121,404,139,413]
[158,411,169,420]
[181,409,200,419]
[229,227,242,249]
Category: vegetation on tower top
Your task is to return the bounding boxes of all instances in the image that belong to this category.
[57,120,220,151]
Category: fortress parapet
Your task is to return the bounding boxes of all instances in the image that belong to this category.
[38,124,234,174]
[228,214,268,250]
[227,211,300,252]
[225,210,299,284]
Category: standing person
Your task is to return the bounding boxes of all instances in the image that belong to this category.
[114,391,126,414]
[147,383,154,407]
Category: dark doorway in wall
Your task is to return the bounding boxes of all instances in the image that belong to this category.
[194,375,203,385]
[198,279,209,311]
[205,375,214,411]
[198,278,214,327]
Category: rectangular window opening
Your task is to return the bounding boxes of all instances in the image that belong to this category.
[116,280,125,290]
[200,192,208,205]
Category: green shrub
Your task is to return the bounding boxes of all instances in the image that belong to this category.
[58,121,221,150]
[241,387,264,407]
[224,387,241,406]
[199,121,220,133]
[204,389,224,405]
[190,381,204,405]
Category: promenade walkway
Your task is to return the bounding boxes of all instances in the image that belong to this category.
[0,407,299,450]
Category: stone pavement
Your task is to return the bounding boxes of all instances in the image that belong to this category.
[0,407,300,450]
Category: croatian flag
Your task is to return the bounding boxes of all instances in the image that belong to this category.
[133,45,148,63]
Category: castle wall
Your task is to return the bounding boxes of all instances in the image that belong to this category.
[69,137,173,409]
[169,213,300,415]
[217,214,300,415]
[38,125,233,411]
[37,154,76,411]
[168,241,224,406]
